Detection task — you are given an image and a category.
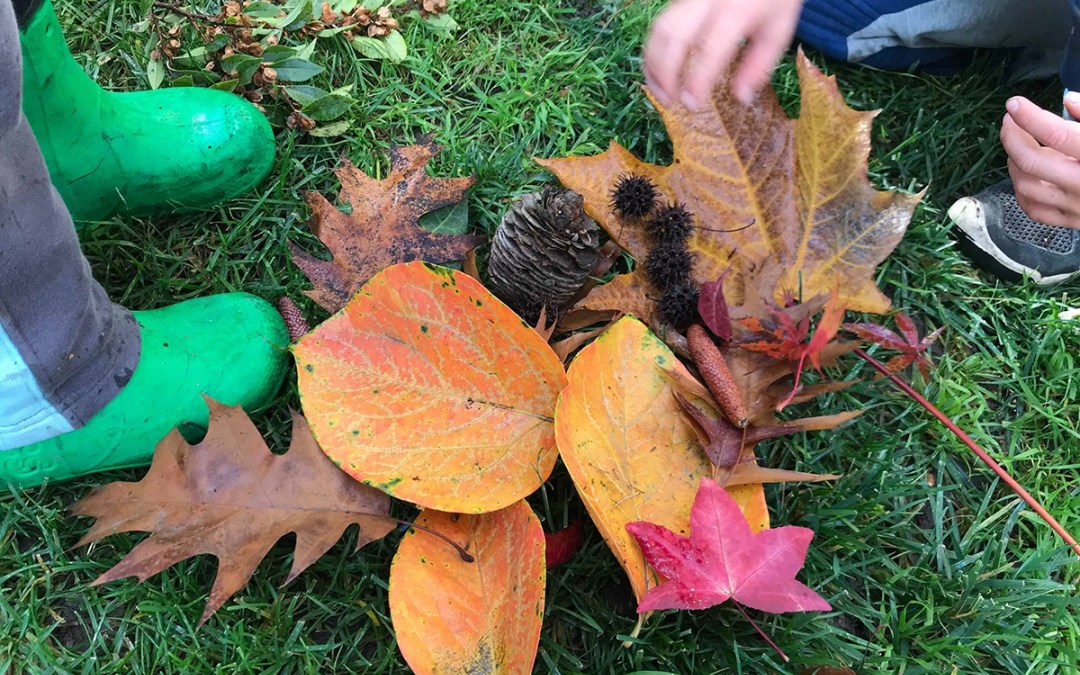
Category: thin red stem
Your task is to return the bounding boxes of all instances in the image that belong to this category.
[733,602,789,663]
[855,349,1080,558]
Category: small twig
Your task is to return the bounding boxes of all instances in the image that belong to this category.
[691,219,755,234]
[152,1,229,26]
[855,348,1080,558]
[734,602,789,663]
[389,517,474,562]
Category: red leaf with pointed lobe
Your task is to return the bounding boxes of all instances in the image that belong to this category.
[626,478,830,614]
[698,275,733,342]
[738,292,847,409]
[805,291,846,371]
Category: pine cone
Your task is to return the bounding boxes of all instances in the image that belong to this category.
[486,187,601,325]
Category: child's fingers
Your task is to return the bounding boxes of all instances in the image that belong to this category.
[680,12,745,108]
[999,113,1078,188]
[1006,96,1080,158]
[643,0,718,107]
[729,11,800,105]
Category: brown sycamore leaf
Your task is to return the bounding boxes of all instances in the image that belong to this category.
[537,50,920,326]
[71,401,394,627]
[290,134,485,313]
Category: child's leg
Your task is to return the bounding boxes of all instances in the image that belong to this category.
[0,0,141,449]
[0,0,289,487]
[797,0,1074,77]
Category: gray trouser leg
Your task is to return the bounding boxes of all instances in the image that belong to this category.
[0,0,140,450]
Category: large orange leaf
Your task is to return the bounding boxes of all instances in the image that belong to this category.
[554,316,767,603]
[537,51,920,325]
[294,262,568,514]
[389,500,545,675]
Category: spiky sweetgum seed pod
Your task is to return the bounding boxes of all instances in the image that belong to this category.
[609,173,659,219]
[646,202,694,243]
[659,281,699,330]
[644,239,693,289]
[686,324,749,428]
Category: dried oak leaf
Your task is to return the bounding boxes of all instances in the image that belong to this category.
[536,51,920,327]
[71,401,394,627]
[290,134,485,313]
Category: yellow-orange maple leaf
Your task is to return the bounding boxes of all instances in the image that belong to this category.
[537,51,920,326]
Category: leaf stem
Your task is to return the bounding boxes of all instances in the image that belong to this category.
[733,602,789,663]
[855,348,1080,558]
[393,518,475,562]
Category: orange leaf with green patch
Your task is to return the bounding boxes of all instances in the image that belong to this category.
[294,262,567,514]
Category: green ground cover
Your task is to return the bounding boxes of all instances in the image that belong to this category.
[2,0,1079,672]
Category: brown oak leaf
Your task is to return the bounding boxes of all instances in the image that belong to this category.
[537,51,920,327]
[290,134,485,313]
[71,400,395,627]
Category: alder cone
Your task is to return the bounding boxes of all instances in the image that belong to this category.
[486,187,600,323]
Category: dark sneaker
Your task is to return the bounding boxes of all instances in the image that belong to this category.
[949,180,1080,285]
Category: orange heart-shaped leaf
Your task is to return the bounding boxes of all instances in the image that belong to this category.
[294,262,568,513]
[554,316,767,602]
[389,500,545,675]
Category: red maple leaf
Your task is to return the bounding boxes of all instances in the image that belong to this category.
[843,312,941,379]
[738,291,846,409]
[625,478,830,614]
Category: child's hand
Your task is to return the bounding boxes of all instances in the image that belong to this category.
[643,0,803,110]
[1001,95,1080,229]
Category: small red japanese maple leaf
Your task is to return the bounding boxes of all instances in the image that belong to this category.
[625,478,830,614]
[843,312,942,379]
[738,291,846,409]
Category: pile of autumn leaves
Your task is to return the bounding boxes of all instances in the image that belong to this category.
[73,54,928,672]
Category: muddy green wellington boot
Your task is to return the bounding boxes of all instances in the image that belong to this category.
[19,0,276,221]
[0,294,290,488]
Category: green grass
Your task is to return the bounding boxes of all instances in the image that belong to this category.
[3,0,1080,672]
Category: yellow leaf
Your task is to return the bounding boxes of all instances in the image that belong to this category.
[554,316,767,603]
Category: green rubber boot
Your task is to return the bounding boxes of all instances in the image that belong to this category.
[20,0,276,221]
[0,294,289,488]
